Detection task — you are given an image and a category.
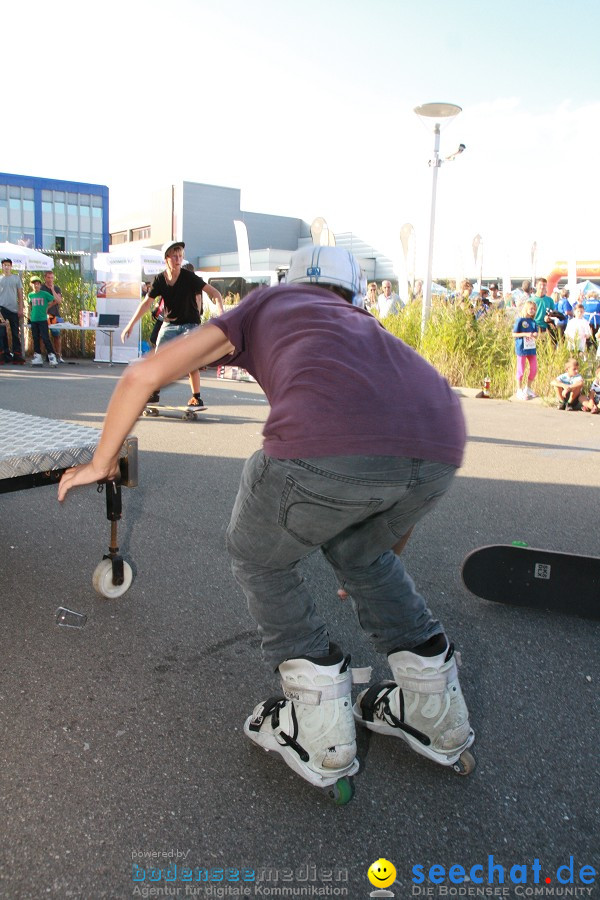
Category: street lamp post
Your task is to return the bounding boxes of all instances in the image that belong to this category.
[414,102,463,333]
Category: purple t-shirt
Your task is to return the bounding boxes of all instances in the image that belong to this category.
[212,284,466,466]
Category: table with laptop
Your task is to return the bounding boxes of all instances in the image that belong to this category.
[51,313,122,365]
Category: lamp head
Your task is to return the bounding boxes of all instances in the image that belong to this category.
[414,102,462,119]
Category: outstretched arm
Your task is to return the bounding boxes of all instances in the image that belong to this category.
[121,295,155,342]
[58,323,235,500]
[202,283,224,315]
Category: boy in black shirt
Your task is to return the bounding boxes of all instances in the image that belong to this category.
[121,241,223,407]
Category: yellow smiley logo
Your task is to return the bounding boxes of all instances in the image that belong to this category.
[367,858,397,888]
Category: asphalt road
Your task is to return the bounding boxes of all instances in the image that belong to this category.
[1,360,598,900]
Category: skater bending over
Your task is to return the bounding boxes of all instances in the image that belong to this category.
[58,246,474,792]
[120,240,224,409]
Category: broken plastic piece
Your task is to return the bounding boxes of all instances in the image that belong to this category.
[56,607,87,628]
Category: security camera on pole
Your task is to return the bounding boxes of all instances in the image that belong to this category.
[413,103,465,333]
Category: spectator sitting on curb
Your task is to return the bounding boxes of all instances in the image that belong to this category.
[551,357,585,411]
[581,366,600,414]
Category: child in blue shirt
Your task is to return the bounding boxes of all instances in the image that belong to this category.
[582,295,600,339]
[551,357,584,410]
[513,299,539,399]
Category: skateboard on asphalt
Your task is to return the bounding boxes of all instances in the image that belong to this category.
[462,544,600,621]
[142,404,207,421]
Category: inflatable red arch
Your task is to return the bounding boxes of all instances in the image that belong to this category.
[546,261,600,295]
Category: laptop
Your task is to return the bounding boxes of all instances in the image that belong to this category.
[97,313,120,327]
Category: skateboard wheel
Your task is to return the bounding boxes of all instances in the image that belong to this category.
[142,409,150,417]
[183,411,195,421]
[451,749,476,776]
[92,558,133,598]
[328,776,354,805]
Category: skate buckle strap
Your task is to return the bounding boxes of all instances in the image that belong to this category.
[359,681,431,745]
[394,657,458,695]
[281,668,352,706]
[248,696,285,732]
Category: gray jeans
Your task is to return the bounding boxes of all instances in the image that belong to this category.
[226,451,456,669]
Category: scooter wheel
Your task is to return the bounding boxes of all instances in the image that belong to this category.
[92,559,133,598]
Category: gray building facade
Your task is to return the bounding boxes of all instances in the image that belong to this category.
[111,180,311,266]
[111,178,396,281]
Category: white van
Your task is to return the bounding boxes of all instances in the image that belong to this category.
[197,270,282,309]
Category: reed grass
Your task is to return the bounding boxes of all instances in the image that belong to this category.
[379,300,598,400]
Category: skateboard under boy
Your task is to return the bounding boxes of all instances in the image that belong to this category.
[461,543,600,621]
[142,403,207,421]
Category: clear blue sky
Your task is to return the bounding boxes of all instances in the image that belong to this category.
[6,0,600,279]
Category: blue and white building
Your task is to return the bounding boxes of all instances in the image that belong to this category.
[0,172,109,273]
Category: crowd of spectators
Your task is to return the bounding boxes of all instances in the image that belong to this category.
[363,275,600,411]
[2,260,600,415]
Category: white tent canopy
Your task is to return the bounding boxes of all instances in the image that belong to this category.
[94,247,189,278]
[573,279,600,298]
[95,248,165,277]
[0,241,54,271]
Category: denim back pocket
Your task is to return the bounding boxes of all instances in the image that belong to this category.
[278,476,383,548]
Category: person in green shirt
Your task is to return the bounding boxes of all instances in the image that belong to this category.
[533,277,555,333]
[28,276,57,366]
